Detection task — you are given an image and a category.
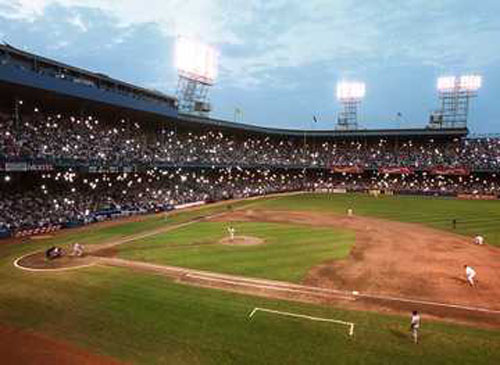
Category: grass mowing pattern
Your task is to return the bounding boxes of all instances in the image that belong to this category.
[259,193,500,246]
[118,221,354,282]
[0,259,499,364]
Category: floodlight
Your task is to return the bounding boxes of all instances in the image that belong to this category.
[437,76,456,91]
[336,81,365,130]
[437,75,482,92]
[459,75,481,91]
[175,37,218,84]
[336,81,366,101]
[431,74,482,129]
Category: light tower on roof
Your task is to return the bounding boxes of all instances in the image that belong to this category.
[336,81,365,130]
[175,36,218,116]
[429,74,482,129]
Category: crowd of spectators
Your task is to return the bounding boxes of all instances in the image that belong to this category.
[2,111,500,170]
[0,168,304,231]
[1,108,500,234]
[1,167,499,233]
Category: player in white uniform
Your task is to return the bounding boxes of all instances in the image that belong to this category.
[71,242,84,257]
[227,225,235,240]
[473,235,484,245]
[347,208,353,217]
[410,310,421,344]
[464,265,477,287]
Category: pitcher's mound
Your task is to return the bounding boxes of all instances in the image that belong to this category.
[219,236,264,246]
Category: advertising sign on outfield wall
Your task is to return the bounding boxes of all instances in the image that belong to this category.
[3,162,53,172]
[332,165,364,174]
[430,167,470,175]
[28,164,53,171]
[378,166,414,174]
[5,162,28,171]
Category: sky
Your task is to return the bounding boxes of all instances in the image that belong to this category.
[1,0,499,133]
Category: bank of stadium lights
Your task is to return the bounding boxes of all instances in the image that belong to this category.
[175,36,219,116]
[336,81,366,130]
[429,74,482,129]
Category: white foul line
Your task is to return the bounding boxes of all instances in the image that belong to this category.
[355,292,500,315]
[13,252,96,272]
[185,273,355,301]
[11,209,230,273]
[248,307,354,336]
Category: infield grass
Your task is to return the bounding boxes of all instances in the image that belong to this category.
[118,221,354,282]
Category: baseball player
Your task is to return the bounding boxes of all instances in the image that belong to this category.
[347,208,353,217]
[227,225,235,240]
[71,242,84,257]
[410,310,421,344]
[473,235,484,245]
[464,265,477,287]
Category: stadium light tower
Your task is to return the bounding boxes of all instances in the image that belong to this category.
[175,37,218,115]
[429,74,482,129]
[336,81,365,130]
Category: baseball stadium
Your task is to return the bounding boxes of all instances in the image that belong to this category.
[1,3,500,364]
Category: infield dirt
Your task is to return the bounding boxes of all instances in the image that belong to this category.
[213,209,500,311]
[218,235,265,245]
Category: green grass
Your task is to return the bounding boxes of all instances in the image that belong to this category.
[118,221,354,282]
[1,194,500,363]
[258,193,500,245]
[0,257,499,364]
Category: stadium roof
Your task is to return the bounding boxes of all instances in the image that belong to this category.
[0,43,468,139]
[0,43,176,104]
[179,113,468,139]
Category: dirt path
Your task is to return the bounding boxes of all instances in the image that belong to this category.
[14,210,231,271]
[213,209,500,312]
[97,256,355,304]
[96,256,500,329]
[0,325,122,365]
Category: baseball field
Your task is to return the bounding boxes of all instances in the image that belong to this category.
[2,193,500,364]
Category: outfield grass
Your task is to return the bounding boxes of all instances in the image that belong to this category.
[118,221,354,282]
[1,194,500,363]
[259,193,500,246]
[0,259,499,364]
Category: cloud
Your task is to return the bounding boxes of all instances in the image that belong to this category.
[0,0,243,42]
[68,13,88,32]
[1,0,499,89]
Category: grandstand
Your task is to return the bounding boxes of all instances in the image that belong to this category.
[1,45,499,239]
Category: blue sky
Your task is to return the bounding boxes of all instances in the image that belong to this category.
[1,0,499,133]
